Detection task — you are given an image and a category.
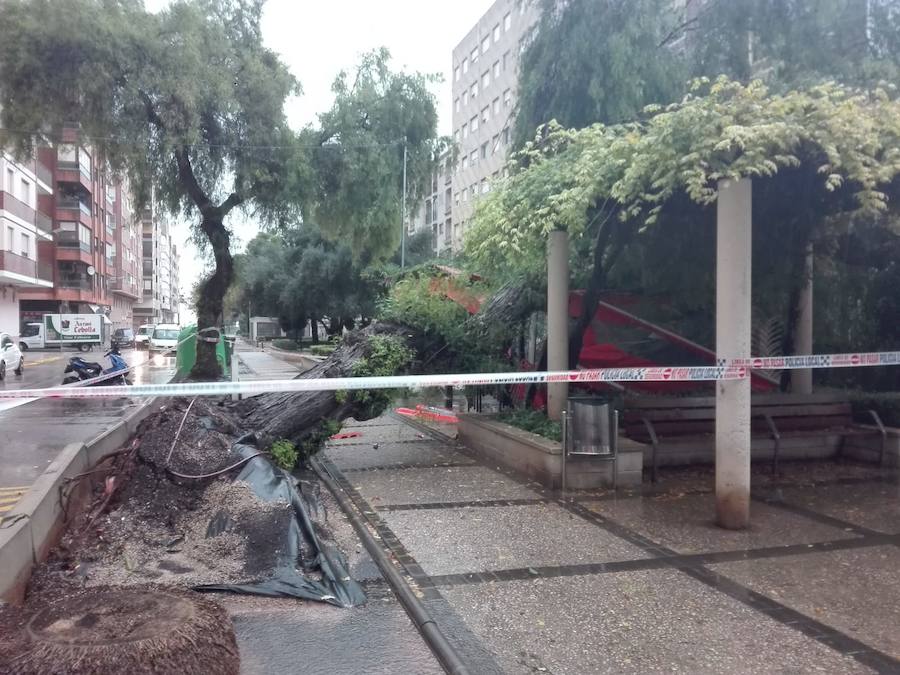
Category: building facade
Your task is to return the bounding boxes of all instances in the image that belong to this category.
[18,131,142,333]
[0,151,54,331]
[133,201,179,328]
[406,151,454,256]
[449,0,538,251]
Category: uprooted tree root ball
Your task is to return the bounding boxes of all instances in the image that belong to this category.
[0,585,239,675]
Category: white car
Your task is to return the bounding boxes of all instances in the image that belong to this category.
[0,332,24,380]
[149,324,181,356]
[134,324,156,350]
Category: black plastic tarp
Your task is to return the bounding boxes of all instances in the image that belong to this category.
[194,444,367,608]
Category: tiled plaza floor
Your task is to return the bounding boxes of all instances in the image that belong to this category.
[325,414,900,674]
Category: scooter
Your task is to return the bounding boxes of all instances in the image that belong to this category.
[62,345,131,386]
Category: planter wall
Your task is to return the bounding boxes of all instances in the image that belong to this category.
[458,414,644,490]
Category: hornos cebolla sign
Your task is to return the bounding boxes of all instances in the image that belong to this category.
[44,314,102,341]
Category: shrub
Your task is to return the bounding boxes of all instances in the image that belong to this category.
[497,409,562,442]
[269,439,299,471]
[310,344,336,356]
[272,338,299,351]
[849,391,900,428]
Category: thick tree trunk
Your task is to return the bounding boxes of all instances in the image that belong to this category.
[193,213,233,379]
[234,322,412,449]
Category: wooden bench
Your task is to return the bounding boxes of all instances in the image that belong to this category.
[623,393,887,482]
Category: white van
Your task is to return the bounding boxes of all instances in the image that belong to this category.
[134,324,156,350]
[149,324,181,355]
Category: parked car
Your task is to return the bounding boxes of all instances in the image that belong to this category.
[134,324,155,350]
[112,327,135,348]
[0,332,24,380]
[149,324,181,355]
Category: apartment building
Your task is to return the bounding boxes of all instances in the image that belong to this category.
[133,202,180,327]
[407,151,454,256]
[18,133,142,333]
[0,152,54,331]
[449,0,538,251]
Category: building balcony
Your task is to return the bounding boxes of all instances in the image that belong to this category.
[110,277,140,299]
[35,161,53,192]
[0,190,35,225]
[56,163,93,193]
[34,210,53,238]
[0,251,53,288]
[56,201,93,227]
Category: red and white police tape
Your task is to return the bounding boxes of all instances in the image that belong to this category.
[0,350,897,401]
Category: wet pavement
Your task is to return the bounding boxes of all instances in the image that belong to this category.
[0,348,175,503]
[323,412,900,674]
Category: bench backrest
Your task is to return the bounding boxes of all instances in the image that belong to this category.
[623,393,853,441]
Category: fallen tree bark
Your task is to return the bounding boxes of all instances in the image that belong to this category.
[233,322,416,450]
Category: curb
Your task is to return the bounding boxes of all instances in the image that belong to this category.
[0,397,161,603]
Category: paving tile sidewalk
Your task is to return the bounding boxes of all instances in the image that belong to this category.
[325,412,900,674]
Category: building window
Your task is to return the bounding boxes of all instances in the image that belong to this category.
[471,115,478,132]
[482,35,490,54]
[493,61,501,78]
[462,154,468,169]
[5,168,14,193]
[462,123,468,139]
[425,200,432,224]
[481,106,489,123]
[20,232,30,258]
[454,66,460,82]
[470,150,478,166]
[462,57,469,74]
[492,97,500,115]
[463,90,469,106]
[482,71,490,88]
[503,89,512,108]
[481,179,489,194]
[454,192,460,207]
[454,98,460,113]
[504,13,511,31]
[453,130,460,143]
[462,188,468,202]
[20,179,30,205]
[471,82,478,98]
[471,46,479,63]
[503,51,510,71]
[493,24,501,42]
[6,226,13,252]
[492,134,500,154]
[502,127,510,146]
[481,142,488,159]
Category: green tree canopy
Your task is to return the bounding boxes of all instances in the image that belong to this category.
[468,79,900,365]
[302,48,445,260]
[514,0,684,147]
[0,0,299,375]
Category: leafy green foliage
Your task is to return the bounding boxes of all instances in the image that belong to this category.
[468,79,900,277]
[228,228,382,339]
[344,336,416,419]
[498,409,562,442]
[514,0,684,147]
[269,439,299,471]
[310,344,337,356]
[0,0,299,225]
[302,48,446,261]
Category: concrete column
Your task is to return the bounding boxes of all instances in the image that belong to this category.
[715,178,752,530]
[546,229,569,421]
[793,243,814,394]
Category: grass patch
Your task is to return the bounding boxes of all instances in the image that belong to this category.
[271,338,299,351]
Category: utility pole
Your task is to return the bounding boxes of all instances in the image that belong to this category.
[400,137,408,269]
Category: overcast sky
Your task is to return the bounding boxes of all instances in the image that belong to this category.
[147,0,493,322]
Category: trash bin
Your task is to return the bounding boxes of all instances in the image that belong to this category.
[567,396,617,456]
[175,325,230,378]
